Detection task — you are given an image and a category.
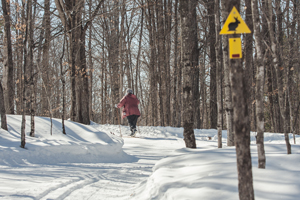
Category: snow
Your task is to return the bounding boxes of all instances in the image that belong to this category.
[0,115,299,200]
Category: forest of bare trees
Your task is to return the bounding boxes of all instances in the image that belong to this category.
[0,0,299,147]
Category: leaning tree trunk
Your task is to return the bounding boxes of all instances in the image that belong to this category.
[252,0,266,169]
[180,0,197,148]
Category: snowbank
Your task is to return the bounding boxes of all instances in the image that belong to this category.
[0,115,137,166]
[132,143,300,200]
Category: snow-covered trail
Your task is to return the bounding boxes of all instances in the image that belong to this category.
[0,136,184,200]
[2,117,299,200]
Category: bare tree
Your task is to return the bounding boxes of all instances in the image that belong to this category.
[55,0,104,124]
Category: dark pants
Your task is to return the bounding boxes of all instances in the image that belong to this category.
[127,115,139,133]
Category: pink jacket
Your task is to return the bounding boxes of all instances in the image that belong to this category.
[117,94,141,119]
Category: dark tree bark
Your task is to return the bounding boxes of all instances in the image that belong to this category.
[164,0,172,126]
[180,0,197,148]
[0,80,8,130]
[244,0,254,131]
[60,35,67,135]
[207,0,217,129]
[1,0,15,114]
[192,1,200,130]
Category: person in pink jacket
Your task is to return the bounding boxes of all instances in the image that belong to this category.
[115,88,141,136]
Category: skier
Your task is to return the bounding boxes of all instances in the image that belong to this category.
[115,88,141,136]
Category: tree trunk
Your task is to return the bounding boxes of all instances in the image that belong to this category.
[109,0,120,125]
[88,0,94,122]
[252,0,266,169]
[192,1,200,130]
[1,0,15,114]
[16,1,24,115]
[79,30,90,125]
[41,0,51,116]
[146,0,158,126]
[172,0,179,127]
[227,1,255,199]
[55,0,103,124]
[215,0,222,148]
[0,80,8,130]
[221,0,234,146]
[60,35,67,135]
[208,1,217,129]
[267,0,291,154]
[287,0,297,140]
[156,0,165,126]
[244,0,254,131]
[29,0,35,137]
[180,0,197,148]
[164,0,172,126]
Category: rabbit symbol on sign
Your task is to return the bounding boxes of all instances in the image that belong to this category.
[228,17,240,31]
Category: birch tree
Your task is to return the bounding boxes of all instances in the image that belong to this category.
[252,0,266,168]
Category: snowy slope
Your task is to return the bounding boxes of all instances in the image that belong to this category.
[0,115,136,166]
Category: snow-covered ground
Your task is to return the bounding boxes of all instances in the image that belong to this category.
[0,115,299,200]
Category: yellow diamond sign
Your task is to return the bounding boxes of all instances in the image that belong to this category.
[220,6,251,35]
